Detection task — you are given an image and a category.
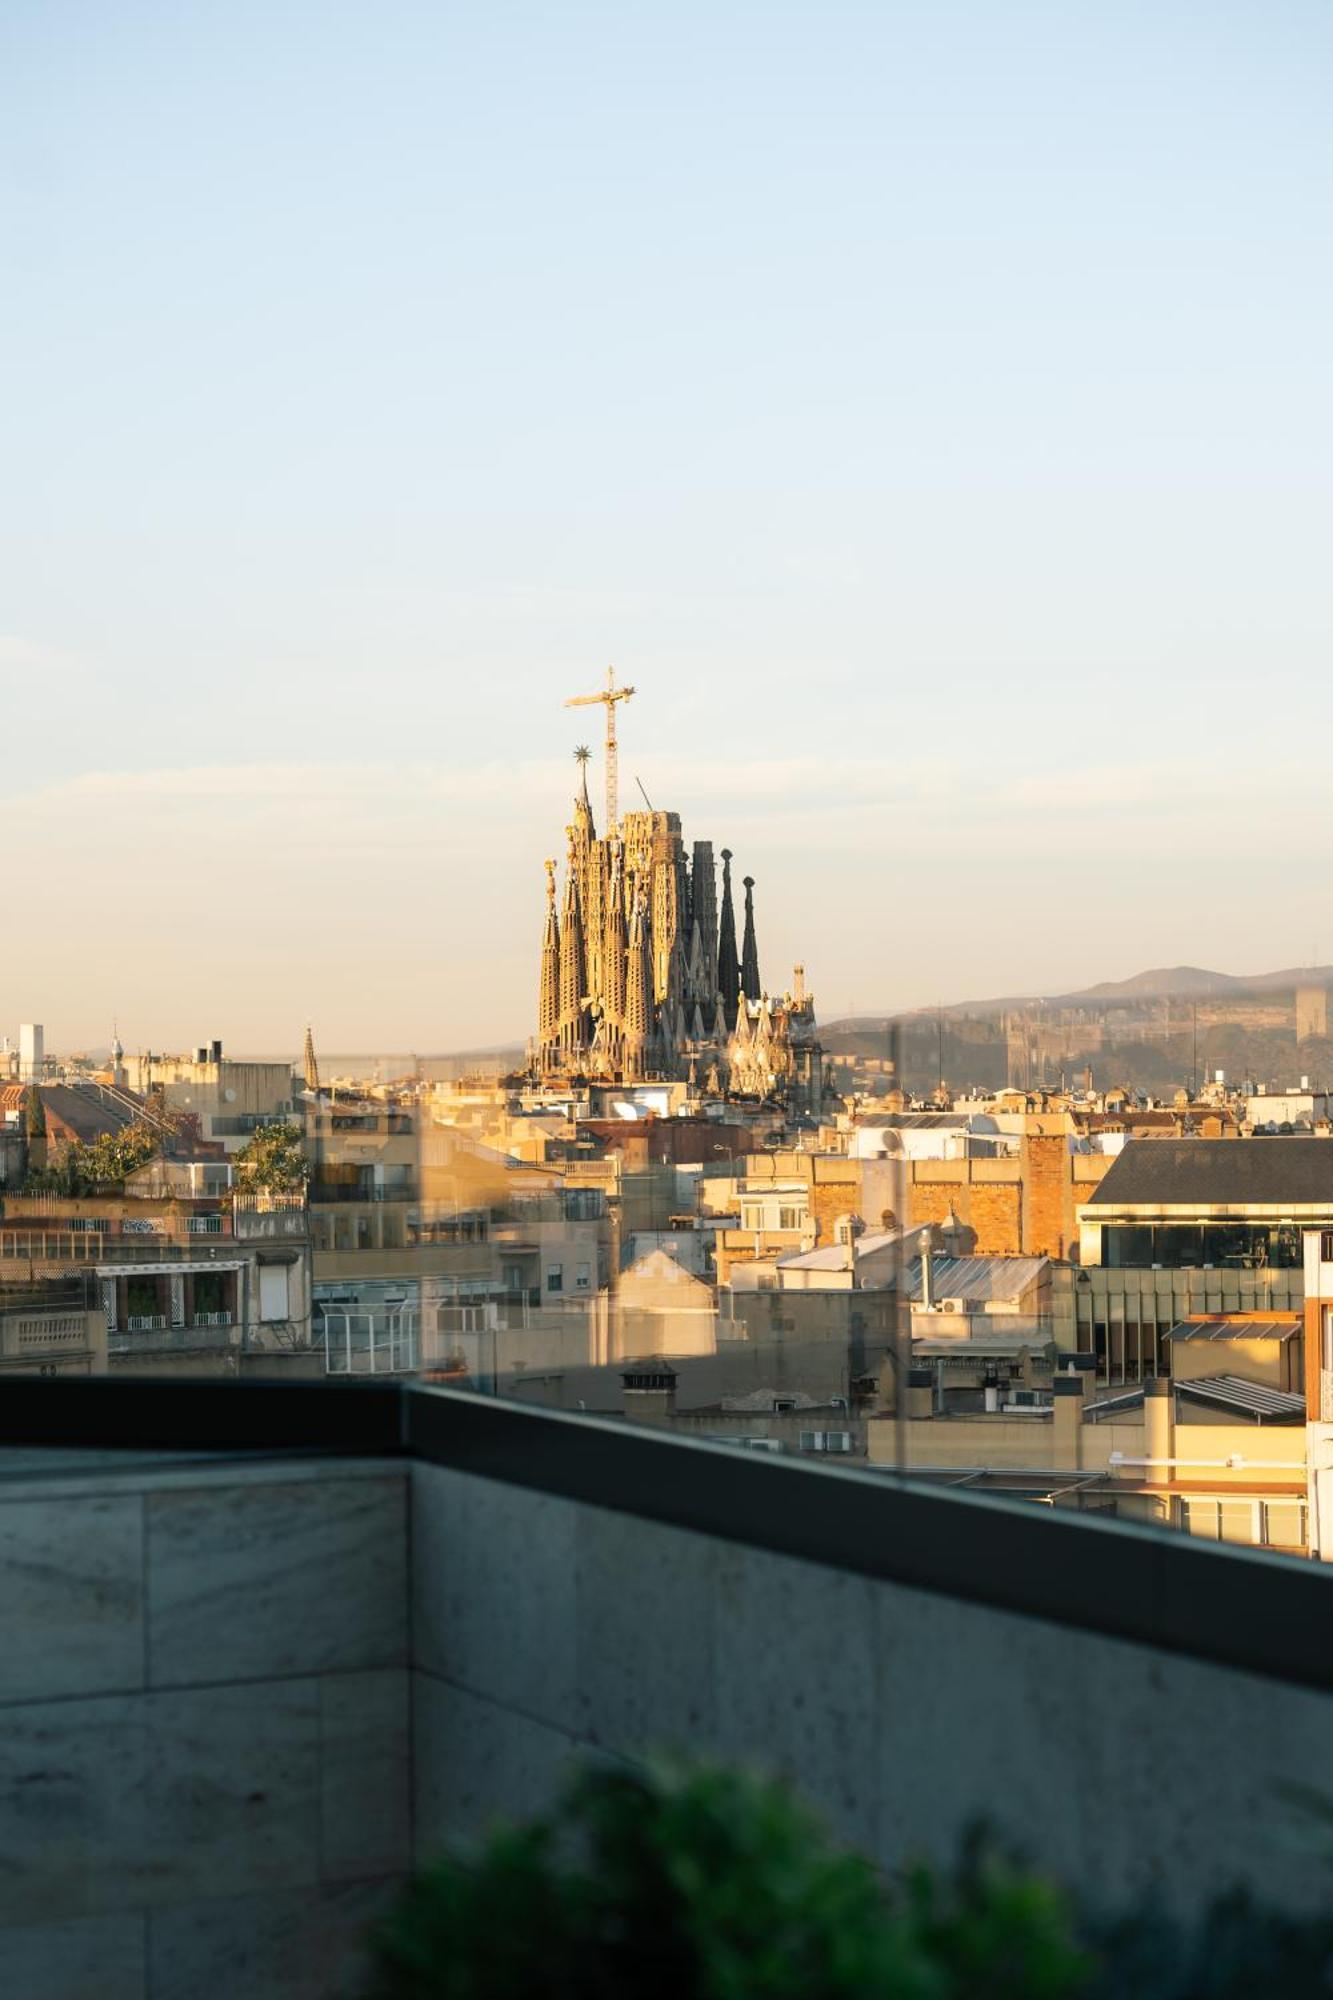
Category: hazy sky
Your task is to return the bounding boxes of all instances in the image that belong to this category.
[4,3,1331,1053]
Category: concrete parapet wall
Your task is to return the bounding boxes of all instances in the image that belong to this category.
[409,1459,1333,1923]
[3,1393,1333,1998]
[0,1454,409,2000]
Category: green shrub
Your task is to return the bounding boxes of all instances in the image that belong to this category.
[363,1761,1090,2000]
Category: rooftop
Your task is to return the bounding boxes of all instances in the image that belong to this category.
[908,1254,1049,1305]
[1166,1317,1301,1344]
[1173,1374,1306,1421]
[1084,1136,1333,1210]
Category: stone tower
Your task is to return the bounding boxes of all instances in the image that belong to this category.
[558,836,588,1066]
[529,689,820,1099]
[537,859,561,1074]
[740,875,761,1003]
[717,849,740,1028]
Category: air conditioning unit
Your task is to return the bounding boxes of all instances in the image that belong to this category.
[938,1297,968,1314]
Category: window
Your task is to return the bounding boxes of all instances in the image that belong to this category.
[1093,1319,1108,1380]
[778,1206,802,1231]
[259,1265,290,1323]
[1262,1501,1307,1552]
[575,1262,591,1291]
[546,1265,563,1294]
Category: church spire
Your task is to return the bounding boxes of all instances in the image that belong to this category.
[690,842,718,999]
[558,839,588,1064]
[602,845,627,1067]
[538,860,561,1073]
[717,848,740,1030]
[573,744,596,840]
[623,884,652,1081]
[302,1023,321,1095]
[740,875,761,1002]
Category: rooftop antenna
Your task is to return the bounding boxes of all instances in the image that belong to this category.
[564,665,635,835]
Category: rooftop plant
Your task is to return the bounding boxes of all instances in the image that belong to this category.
[363,1761,1090,2000]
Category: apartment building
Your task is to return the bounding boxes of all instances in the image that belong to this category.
[0,1191,313,1375]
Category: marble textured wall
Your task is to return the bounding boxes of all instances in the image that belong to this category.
[0,1455,409,2000]
[409,1460,1333,1923]
[7,1443,1333,1998]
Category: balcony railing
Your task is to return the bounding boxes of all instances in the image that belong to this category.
[310,1185,416,1205]
[193,1310,232,1327]
[0,1234,239,1265]
[126,1314,166,1332]
[108,1325,238,1353]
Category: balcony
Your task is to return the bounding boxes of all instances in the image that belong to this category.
[108,1324,240,1355]
[0,1380,1330,1997]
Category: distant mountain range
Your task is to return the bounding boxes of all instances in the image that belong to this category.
[824,964,1333,1035]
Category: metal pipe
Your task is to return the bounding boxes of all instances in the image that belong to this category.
[1107,1452,1304,1472]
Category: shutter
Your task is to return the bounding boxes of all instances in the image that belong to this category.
[259,1265,290,1323]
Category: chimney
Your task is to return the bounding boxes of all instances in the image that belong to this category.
[1052,1373,1085,1466]
[621,1360,677,1423]
[983,1372,1000,1414]
[1144,1375,1172,1479]
[919,1222,938,1309]
[906,1366,934,1420]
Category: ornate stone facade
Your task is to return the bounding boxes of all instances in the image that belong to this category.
[534,764,827,1109]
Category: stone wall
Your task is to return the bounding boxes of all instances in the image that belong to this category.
[906,1163,1024,1255]
[7,1423,1333,1999]
[0,1453,409,2000]
[410,1461,1333,1923]
[905,1148,1114,1259]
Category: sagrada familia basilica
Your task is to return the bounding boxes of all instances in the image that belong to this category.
[532,680,828,1112]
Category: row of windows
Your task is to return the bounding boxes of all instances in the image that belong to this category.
[739,1205,807,1233]
[1102,1224,1304,1270]
[1177,1498,1306,1551]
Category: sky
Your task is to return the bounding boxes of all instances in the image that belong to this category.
[3,2,1331,1053]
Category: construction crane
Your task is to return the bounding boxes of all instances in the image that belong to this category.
[565,666,635,835]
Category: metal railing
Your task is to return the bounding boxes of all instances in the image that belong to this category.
[108,1325,239,1353]
[0,1234,238,1264]
[310,1185,415,1205]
